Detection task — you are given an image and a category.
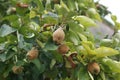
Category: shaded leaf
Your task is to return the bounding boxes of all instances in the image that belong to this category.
[77,66,91,80]
[17,32,26,48]
[0,53,6,62]
[44,38,58,50]
[32,59,45,73]
[51,51,63,63]
[0,43,5,50]
[3,64,13,78]
[0,24,16,37]
[6,52,15,60]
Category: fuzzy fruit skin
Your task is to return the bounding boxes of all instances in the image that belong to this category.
[12,66,23,74]
[58,44,69,54]
[87,62,100,75]
[26,48,39,60]
[53,27,65,44]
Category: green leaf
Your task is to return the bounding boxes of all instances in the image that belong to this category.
[73,16,97,27]
[3,64,13,78]
[0,62,5,74]
[111,15,117,22]
[77,66,91,80]
[102,58,120,73]
[66,0,76,11]
[7,34,17,44]
[112,73,120,80]
[54,4,69,16]
[44,38,58,50]
[95,47,119,58]
[45,0,52,10]
[36,39,44,48]
[16,6,28,16]
[17,32,25,48]
[87,8,102,21]
[113,32,120,40]
[42,12,58,24]
[111,15,120,29]
[0,24,16,37]
[68,21,84,33]
[50,59,56,69]
[19,26,35,38]
[77,33,87,41]
[66,30,80,45]
[52,51,63,63]
[60,0,70,12]
[0,53,6,62]
[0,43,5,50]
[29,21,41,33]
[100,71,106,80]
[44,67,58,78]
[100,39,113,47]
[17,32,32,50]
[0,37,6,43]
[81,41,96,56]
[6,52,15,60]
[88,71,94,80]
[32,59,45,73]
[3,15,20,29]
[37,0,44,12]
[30,10,36,19]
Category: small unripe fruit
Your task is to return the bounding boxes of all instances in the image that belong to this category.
[11,7,16,12]
[7,7,16,14]
[87,62,100,75]
[12,66,23,74]
[58,44,69,54]
[17,3,28,8]
[43,24,53,28]
[53,0,60,4]
[26,47,39,60]
[53,27,65,44]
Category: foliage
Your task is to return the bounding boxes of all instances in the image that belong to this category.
[0,0,120,80]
